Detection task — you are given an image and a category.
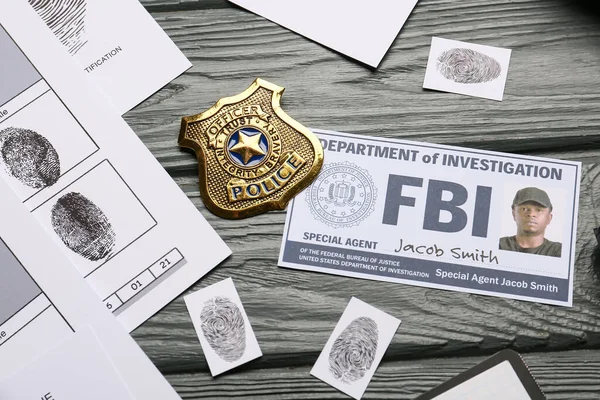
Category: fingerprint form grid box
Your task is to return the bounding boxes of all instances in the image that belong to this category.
[311,297,401,400]
[0,89,99,201]
[0,26,41,106]
[31,159,157,277]
[0,81,48,125]
[102,248,185,313]
[0,294,51,347]
[0,237,73,355]
[184,277,262,376]
[0,238,42,326]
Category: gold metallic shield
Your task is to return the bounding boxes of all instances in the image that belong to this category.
[179,78,324,219]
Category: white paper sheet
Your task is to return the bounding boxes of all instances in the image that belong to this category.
[184,278,262,376]
[0,3,232,332]
[25,0,192,114]
[228,0,419,68]
[0,326,134,400]
[0,178,179,398]
[423,37,512,101]
[279,129,580,307]
[311,297,400,400]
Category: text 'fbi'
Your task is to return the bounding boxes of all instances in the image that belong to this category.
[382,175,491,238]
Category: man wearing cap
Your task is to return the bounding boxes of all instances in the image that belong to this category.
[499,187,561,257]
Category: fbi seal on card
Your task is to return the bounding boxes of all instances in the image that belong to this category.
[179,79,324,219]
[306,161,377,228]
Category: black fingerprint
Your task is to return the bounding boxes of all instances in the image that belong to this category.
[329,317,379,383]
[29,0,88,55]
[200,297,246,362]
[436,48,502,84]
[51,192,116,261]
[0,127,60,189]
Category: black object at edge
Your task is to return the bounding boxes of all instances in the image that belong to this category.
[415,349,546,400]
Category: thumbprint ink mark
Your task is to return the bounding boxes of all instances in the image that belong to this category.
[200,297,246,362]
[329,316,379,383]
[436,48,502,84]
[29,0,88,55]
[51,192,116,261]
[0,127,60,189]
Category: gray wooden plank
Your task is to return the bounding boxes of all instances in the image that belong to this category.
[129,0,600,381]
[141,0,228,12]
[131,159,600,373]
[164,350,600,399]
[127,0,600,173]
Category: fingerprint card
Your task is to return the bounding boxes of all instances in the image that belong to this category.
[311,297,401,400]
[184,278,262,376]
[0,7,231,333]
[0,7,231,331]
[423,37,512,101]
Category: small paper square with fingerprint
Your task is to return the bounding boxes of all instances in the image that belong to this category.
[311,297,401,399]
[184,278,262,376]
[423,37,512,101]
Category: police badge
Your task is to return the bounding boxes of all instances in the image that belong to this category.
[179,79,324,219]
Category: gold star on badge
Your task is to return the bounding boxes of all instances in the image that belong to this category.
[230,130,265,164]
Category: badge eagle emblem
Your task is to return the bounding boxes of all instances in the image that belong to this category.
[179,79,324,219]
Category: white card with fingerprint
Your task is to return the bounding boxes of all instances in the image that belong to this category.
[26,0,191,114]
[184,278,262,376]
[0,326,133,400]
[423,37,512,101]
[311,297,401,400]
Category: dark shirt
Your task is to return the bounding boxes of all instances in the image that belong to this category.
[498,236,561,258]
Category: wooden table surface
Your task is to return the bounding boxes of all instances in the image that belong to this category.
[128,0,600,398]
